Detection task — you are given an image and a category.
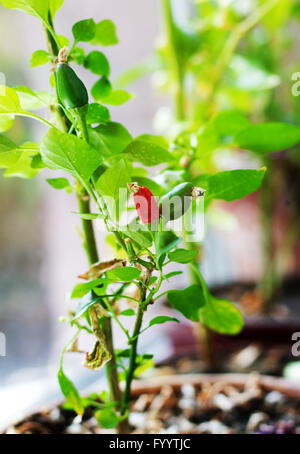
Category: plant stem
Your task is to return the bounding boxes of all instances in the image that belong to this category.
[162,0,185,121]
[17,112,54,129]
[43,18,61,52]
[75,183,99,264]
[104,321,122,403]
[258,159,278,312]
[76,179,125,415]
[44,13,59,57]
[43,20,126,432]
[206,0,280,115]
[74,118,127,432]
[60,329,81,370]
[121,296,146,414]
[104,318,130,433]
[188,258,216,371]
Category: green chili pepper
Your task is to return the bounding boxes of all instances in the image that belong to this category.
[159,182,205,221]
[56,48,88,110]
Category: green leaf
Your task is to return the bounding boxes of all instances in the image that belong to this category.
[40,128,102,183]
[164,271,183,280]
[236,123,300,153]
[89,122,132,158]
[0,86,23,118]
[107,266,141,282]
[57,34,69,48]
[71,279,105,299]
[14,86,51,110]
[30,49,50,67]
[0,136,12,154]
[131,176,164,197]
[0,116,14,133]
[116,349,131,358]
[120,309,135,316]
[0,0,49,22]
[72,212,104,220]
[134,358,154,378]
[84,51,110,77]
[57,368,84,415]
[167,285,206,322]
[3,142,40,178]
[95,409,119,429]
[86,103,110,125]
[0,86,46,131]
[96,159,130,200]
[142,353,154,360]
[114,60,156,89]
[72,292,100,321]
[121,225,153,250]
[100,89,134,106]
[0,134,20,168]
[154,231,181,268]
[46,177,72,192]
[70,46,85,65]
[154,231,181,257]
[199,297,244,335]
[49,0,63,18]
[31,152,45,169]
[212,110,250,145]
[168,248,198,264]
[264,0,293,30]
[72,18,96,42]
[149,276,158,286]
[46,177,69,189]
[148,316,180,327]
[125,135,173,166]
[228,55,280,91]
[92,19,119,46]
[91,77,112,101]
[206,168,266,202]
[196,123,220,155]
[172,23,199,63]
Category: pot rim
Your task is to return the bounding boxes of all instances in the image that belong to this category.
[131,373,300,399]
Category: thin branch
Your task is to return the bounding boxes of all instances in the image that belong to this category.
[207,0,280,108]
[17,112,54,129]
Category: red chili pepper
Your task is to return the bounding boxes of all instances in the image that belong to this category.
[129,183,160,224]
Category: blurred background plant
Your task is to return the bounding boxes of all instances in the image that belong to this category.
[113,0,300,372]
[117,0,300,312]
[157,0,300,312]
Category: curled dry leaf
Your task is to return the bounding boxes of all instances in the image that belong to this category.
[67,337,85,354]
[78,258,127,280]
[85,303,111,370]
[84,339,111,371]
